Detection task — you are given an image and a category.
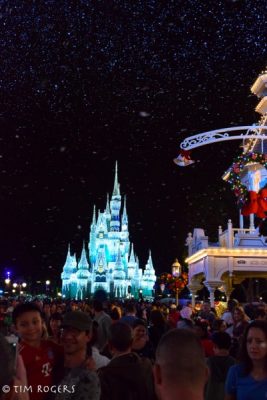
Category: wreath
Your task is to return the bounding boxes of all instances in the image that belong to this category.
[227,152,267,207]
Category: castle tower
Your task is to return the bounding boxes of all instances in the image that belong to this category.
[127,243,136,279]
[89,205,97,265]
[61,244,77,298]
[105,194,111,231]
[110,161,121,232]
[113,248,126,297]
[141,250,156,297]
[76,242,90,300]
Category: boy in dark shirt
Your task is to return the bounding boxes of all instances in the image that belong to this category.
[205,331,235,400]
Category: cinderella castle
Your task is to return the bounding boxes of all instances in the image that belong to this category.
[61,163,156,299]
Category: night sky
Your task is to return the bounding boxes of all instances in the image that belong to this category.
[1,0,267,282]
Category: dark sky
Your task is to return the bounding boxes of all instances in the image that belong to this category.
[1,0,267,281]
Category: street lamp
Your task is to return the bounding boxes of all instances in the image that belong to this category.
[45,280,51,295]
[13,282,27,295]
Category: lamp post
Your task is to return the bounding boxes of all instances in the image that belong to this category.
[172,259,182,306]
[45,280,50,296]
[13,282,27,295]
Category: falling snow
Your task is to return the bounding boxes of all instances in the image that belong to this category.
[0,1,267,278]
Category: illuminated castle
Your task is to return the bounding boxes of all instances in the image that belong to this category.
[61,163,156,299]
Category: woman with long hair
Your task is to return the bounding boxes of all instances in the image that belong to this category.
[225,320,267,400]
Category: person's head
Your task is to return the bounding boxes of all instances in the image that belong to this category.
[212,331,231,354]
[239,320,267,374]
[12,302,44,345]
[150,309,165,327]
[61,311,92,356]
[227,299,238,312]
[0,334,14,399]
[154,329,208,400]
[202,302,211,313]
[110,307,120,322]
[49,312,63,335]
[92,299,103,312]
[194,320,209,339]
[212,319,227,333]
[125,303,136,315]
[56,305,63,314]
[233,306,247,323]
[43,303,51,313]
[132,319,147,341]
[180,306,192,320]
[254,309,266,321]
[108,322,133,354]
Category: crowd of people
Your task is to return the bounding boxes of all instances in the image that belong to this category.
[0,296,267,400]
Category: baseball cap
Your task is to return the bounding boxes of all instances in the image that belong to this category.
[62,311,92,331]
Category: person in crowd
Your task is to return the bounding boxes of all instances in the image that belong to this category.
[0,333,29,400]
[90,321,110,370]
[120,303,138,326]
[211,319,227,334]
[232,306,250,339]
[42,303,51,328]
[98,322,156,400]
[254,308,266,321]
[92,300,112,352]
[198,302,216,325]
[225,320,267,400]
[55,311,100,400]
[48,312,63,344]
[153,328,208,400]
[205,332,235,400]
[194,319,214,357]
[109,307,121,323]
[148,309,168,350]
[167,304,180,329]
[50,303,57,315]
[131,319,155,361]
[12,303,63,400]
[177,304,194,329]
[221,299,238,335]
[230,306,250,358]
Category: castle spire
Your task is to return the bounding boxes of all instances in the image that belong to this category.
[129,243,135,263]
[112,161,120,196]
[105,194,111,215]
[110,161,121,232]
[92,205,96,225]
[122,195,127,217]
[122,195,128,230]
[67,243,71,257]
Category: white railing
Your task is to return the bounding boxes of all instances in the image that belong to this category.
[180,125,267,150]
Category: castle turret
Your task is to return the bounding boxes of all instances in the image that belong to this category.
[76,242,90,299]
[122,196,128,231]
[113,248,126,297]
[142,250,156,297]
[89,205,97,264]
[105,194,111,230]
[110,162,121,232]
[61,244,77,297]
[127,243,136,279]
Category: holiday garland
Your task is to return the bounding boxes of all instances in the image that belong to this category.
[155,272,188,293]
[227,152,267,206]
